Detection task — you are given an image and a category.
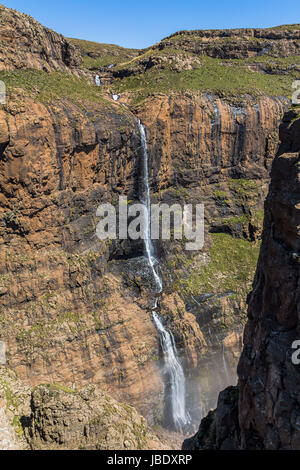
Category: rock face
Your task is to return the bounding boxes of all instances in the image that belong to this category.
[0,366,166,450]
[137,92,288,418]
[0,94,166,424]
[26,383,166,450]
[0,87,288,427]
[0,4,82,71]
[0,407,20,450]
[237,112,300,450]
[159,27,300,59]
[0,3,297,444]
[183,111,300,450]
[0,366,31,449]
[182,386,239,450]
[137,93,288,189]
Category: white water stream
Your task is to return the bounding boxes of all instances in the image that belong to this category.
[138,119,163,293]
[138,119,190,430]
[222,343,230,384]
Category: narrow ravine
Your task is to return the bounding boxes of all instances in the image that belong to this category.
[138,119,190,431]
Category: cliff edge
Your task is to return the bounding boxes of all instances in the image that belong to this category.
[0,4,82,72]
[183,109,300,450]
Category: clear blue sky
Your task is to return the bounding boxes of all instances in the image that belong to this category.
[3,0,300,48]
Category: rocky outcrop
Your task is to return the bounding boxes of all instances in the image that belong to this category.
[0,4,82,72]
[184,110,300,449]
[25,383,166,450]
[159,27,300,59]
[182,386,239,450]
[0,367,166,450]
[111,25,300,81]
[237,112,300,450]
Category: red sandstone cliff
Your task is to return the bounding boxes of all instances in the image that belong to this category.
[0,3,298,445]
[0,4,82,72]
[0,88,289,426]
[158,27,300,60]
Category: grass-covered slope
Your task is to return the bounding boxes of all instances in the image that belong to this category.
[1,22,299,107]
[68,38,141,69]
[105,24,300,104]
[0,69,110,105]
[113,52,300,104]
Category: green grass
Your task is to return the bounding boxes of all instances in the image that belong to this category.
[218,210,264,232]
[213,190,230,205]
[69,38,138,56]
[82,54,135,70]
[270,24,300,31]
[228,178,259,199]
[177,233,261,295]
[41,383,77,394]
[163,24,300,41]
[0,69,111,105]
[114,55,297,104]
[232,55,300,66]
[68,38,140,68]
[81,56,110,69]
[2,50,298,107]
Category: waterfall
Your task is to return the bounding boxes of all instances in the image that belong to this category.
[138,119,162,293]
[152,308,191,430]
[222,343,230,383]
[138,119,190,430]
[95,75,102,86]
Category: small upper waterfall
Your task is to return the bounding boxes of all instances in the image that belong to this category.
[138,119,190,430]
[95,75,102,86]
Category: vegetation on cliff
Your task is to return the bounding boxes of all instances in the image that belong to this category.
[184,112,300,450]
[112,51,299,103]
[0,367,166,450]
[0,69,111,106]
[68,38,140,69]
[175,233,260,298]
[0,3,299,449]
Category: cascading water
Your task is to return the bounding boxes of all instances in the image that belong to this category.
[138,119,190,430]
[95,75,102,86]
[222,343,230,383]
[152,309,191,430]
[138,120,162,293]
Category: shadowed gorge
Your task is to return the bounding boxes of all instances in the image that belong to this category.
[183,110,300,450]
